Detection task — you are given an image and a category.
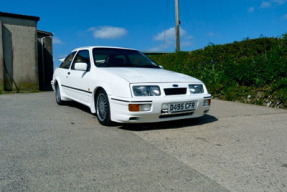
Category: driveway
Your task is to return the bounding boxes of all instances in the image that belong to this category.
[0,92,286,192]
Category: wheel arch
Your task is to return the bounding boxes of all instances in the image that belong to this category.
[53,78,62,88]
[92,86,113,125]
[53,78,71,102]
[90,85,111,114]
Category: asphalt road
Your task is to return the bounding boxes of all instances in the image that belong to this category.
[0,92,286,192]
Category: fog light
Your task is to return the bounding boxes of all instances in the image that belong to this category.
[129,104,140,111]
[140,104,151,111]
[129,104,151,112]
[203,99,211,106]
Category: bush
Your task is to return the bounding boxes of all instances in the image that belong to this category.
[148,34,287,108]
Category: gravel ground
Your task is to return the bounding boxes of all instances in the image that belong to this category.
[130,100,287,192]
[1,92,287,192]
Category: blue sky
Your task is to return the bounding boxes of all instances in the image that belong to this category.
[2,0,287,67]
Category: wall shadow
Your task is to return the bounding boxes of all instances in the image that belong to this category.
[38,36,53,91]
[3,26,13,91]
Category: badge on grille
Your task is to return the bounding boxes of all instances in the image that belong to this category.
[172,84,179,87]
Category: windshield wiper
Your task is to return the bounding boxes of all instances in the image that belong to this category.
[139,65,160,68]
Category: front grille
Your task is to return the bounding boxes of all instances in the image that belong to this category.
[164,88,187,95]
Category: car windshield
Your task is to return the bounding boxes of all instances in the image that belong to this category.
[93,48,160,68]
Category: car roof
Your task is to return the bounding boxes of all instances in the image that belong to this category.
[71,46,137,52]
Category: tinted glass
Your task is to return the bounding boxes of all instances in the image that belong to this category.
[93,48,159,68]
[71,50,91,70]
[59,52,76,69]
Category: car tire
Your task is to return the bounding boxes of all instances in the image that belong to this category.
[55,83,65,105]
[96,89,112,126]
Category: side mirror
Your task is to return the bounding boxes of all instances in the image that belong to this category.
[74,62,88,71]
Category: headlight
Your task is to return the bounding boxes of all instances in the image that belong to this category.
[189,84,204,94]
[133,86,161,96]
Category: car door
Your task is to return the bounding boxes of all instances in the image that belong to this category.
[65,50,92,105]
[57,51,76,96]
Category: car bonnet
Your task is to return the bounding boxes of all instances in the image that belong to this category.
[100,68,202,84]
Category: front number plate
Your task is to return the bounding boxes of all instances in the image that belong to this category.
[168,101,196,113]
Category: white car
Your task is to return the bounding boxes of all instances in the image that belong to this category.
[51,46,211,125]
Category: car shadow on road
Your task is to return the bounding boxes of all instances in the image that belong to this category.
[63,101,92,113]
[119,115,218,131]
[63,101,218,130]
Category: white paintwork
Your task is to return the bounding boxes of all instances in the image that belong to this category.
[51,46,211,123]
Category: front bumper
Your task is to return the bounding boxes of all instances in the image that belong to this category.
[109,94,211,123]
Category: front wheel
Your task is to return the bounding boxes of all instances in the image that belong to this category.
[96,89,112,126]
[55,83,65,105]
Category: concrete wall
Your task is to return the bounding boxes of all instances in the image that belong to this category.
[0,21,4,93]
[0,16,38,91]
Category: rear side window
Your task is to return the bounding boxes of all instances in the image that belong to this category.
[71,50,91,70]
[59,52,76,69]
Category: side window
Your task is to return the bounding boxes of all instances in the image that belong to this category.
[59,52,76,69]
[71,50,91,70]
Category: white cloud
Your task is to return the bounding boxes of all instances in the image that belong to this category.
[147,47,159,52]
[273,0,285,4]
[53,37,63,44]
[148,44,168,52]
[57,54,67,60]
[248,7,255,12]
[261,0,286,8]
[282,14,287,19]
[181,41,192,47]
[261,1,271,8]
[208,32,215,37]
[89,26,128,39]
[186,35,193,39]
[148,41,191,52]
[154,27,186,41]
[149,27,192,52]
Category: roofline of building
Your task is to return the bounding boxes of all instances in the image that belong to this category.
[37,30,54,36]
[0,11,40,21]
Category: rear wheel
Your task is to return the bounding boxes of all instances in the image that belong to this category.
[55,83,64,105]
[96,89,112,126]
